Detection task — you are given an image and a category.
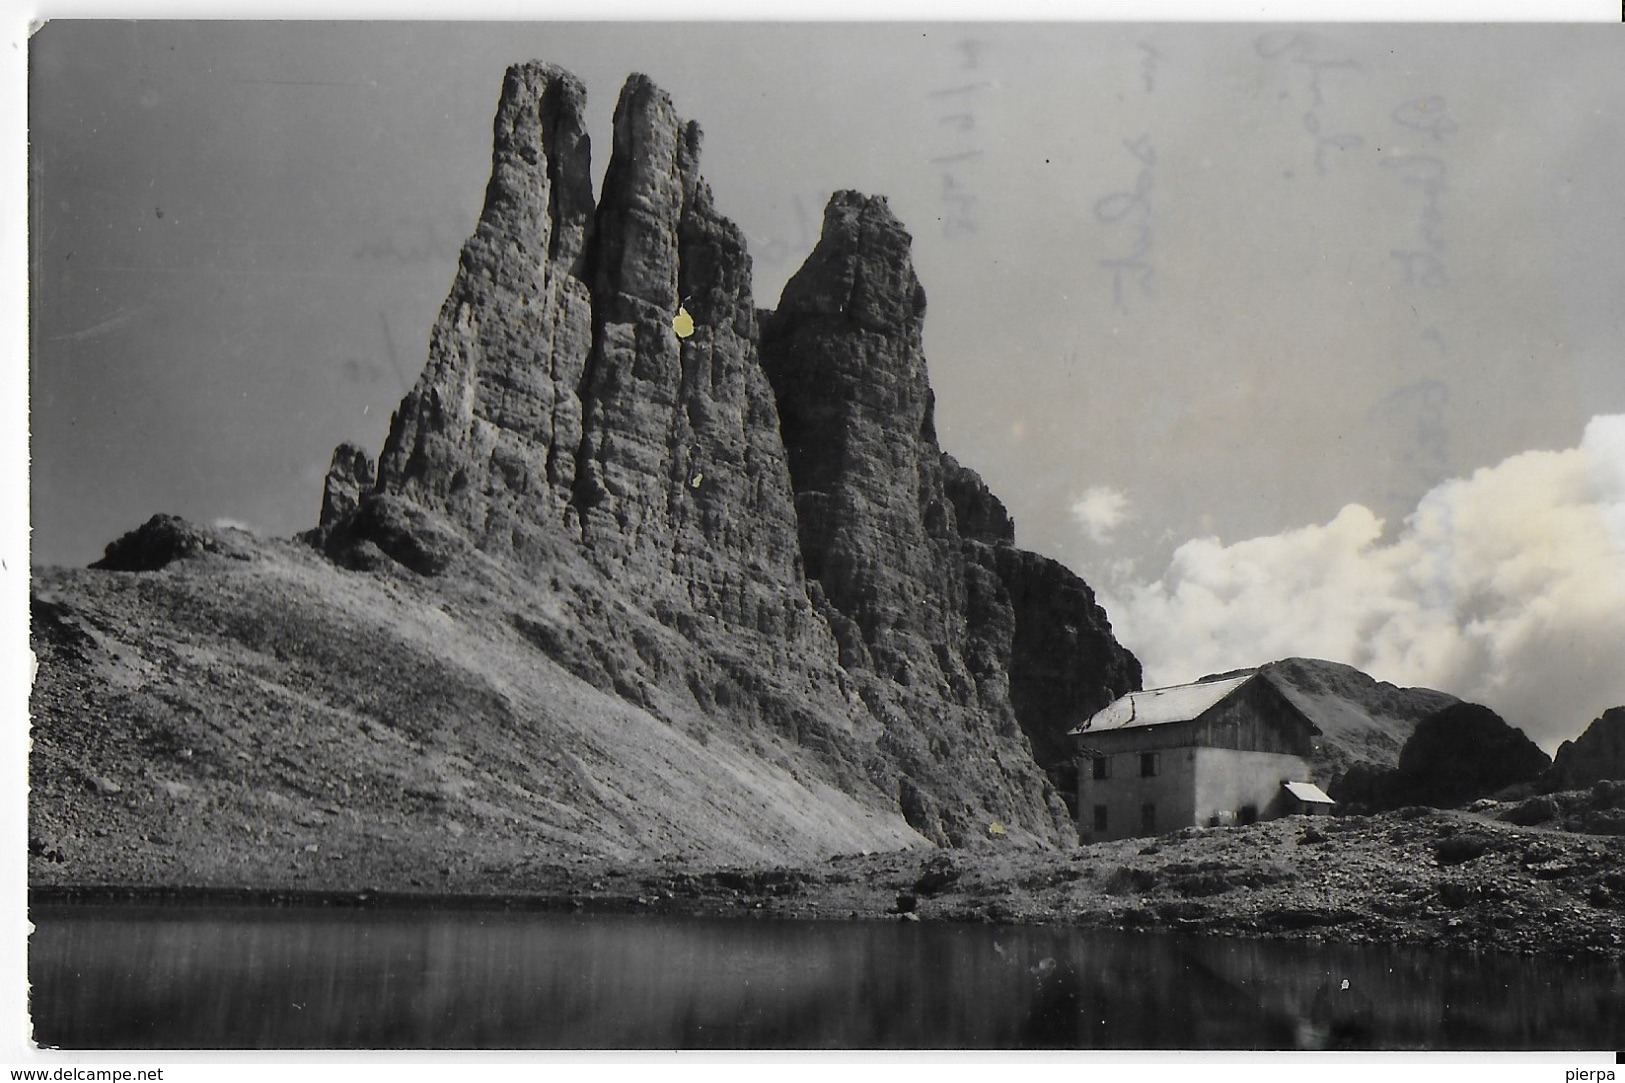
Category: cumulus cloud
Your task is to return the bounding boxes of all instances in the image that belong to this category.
[1071,485,1134,544]
[1106,415,1625,751]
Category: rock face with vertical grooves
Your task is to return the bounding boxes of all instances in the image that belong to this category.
[759,192,1140,842]
[372,61,596,568]
[568,76,815,649]
[760,194,956,678]
[940,453,1143,802]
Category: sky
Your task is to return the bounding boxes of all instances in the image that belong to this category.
[24,19,1625,750]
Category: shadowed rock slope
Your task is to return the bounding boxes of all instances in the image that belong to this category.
[1549,707,1625,789]
[30,63,1141,880]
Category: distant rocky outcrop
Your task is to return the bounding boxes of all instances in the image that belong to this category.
[1391,702,1551,805]
[323,492,470,576]
[91,514,248,572]
[315,443,376,537]
[1190,657,1534,808]
[290,63,1142,850]
[1548,707,1625,788]
[1331,701,1551,810]
[1235,657,1460,783]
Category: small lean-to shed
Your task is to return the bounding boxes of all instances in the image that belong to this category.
[1070,672,1329,842]
[1281,781,1336,816]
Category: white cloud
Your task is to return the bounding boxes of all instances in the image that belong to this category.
[1070,485,1134,544]
[1106,415,1625,751]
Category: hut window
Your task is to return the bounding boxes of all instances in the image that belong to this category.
[1092,755,1111,780]
[1140,752,1160,777]
[1141,803,1157,833]
[1093,805,1109,832]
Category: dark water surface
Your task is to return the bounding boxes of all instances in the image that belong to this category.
[28,903,1625,1049]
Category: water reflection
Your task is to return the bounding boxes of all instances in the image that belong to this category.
[28,904,1625,1049]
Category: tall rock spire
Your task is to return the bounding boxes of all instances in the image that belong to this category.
[761,192,962,670]
[374,62,597,554]
[569,75,810,645]
[762,192,1084,844]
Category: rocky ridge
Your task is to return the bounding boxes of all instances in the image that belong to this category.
[32,62,1142,866]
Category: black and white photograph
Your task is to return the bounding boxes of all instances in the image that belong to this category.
[12,7,1625,1065]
